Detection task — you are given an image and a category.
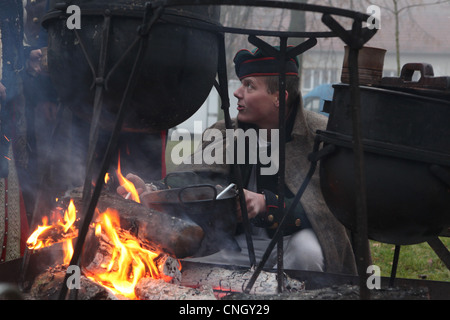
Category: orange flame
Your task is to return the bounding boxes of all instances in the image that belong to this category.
[26,217,52,250]
[116,155,140,203]
[62,200,76,233]
[26,199,78,253]
[104,172,111,184]
[87,208,163,299]
[63,239,74,265]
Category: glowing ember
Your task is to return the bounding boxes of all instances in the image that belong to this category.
[26,199,78,252]
[116,155,140,203]
[87,208,166,299]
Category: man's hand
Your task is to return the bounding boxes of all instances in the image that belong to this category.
[236,189,266,221]
[116,173,146,198]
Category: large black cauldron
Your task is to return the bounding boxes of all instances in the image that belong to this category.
[43,1,220,132]
[318,73,450,245]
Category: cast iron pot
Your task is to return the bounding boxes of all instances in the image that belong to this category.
[318,81,450,245]
[43,0,220,132]
[140,184,239,257]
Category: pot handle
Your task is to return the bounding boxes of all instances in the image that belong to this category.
[382,62,450,90]
[177,184,217,205]
[400,63,434,82]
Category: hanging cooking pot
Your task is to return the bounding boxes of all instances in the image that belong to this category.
[140,181,239,257]
[318,63,450,245]
[42,0,220,132]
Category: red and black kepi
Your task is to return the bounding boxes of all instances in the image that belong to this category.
[233,46,300,80]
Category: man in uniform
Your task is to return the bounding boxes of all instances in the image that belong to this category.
[120,46,357,275]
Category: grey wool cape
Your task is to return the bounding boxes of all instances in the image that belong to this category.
[175,107,358,275]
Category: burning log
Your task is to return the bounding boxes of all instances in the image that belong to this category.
[65,188,204,258]
[30,265,122,300]
[29,231,192,301]
[26,186,206,300]
[29,264,216,300]
[27,224,77,249]
[80,206,192,299]
[26,199,78,250]
[81,225,181,280]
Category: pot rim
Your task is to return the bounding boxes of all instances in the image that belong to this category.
[332,83,450,105]
[42,4,221,28]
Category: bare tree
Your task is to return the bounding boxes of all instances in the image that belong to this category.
[220,5,252,79]
[375,0,450,75]
[305,0,450,76]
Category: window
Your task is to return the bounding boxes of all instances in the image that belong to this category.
[301,68,340,93]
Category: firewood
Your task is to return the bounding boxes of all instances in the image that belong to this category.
[81,229,117,276]
[156,255,182,284]
[28,224,77,248]
[81,222,182,288]
[31,265,216,300]
[64,188,205,258]
[30,265,122,300]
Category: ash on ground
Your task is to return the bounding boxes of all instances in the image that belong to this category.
[223,284,430,300]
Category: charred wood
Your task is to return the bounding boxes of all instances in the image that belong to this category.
[28,224,77,249]
[29,265,121,300]
[64,189,204,258]
[29,264,215,300]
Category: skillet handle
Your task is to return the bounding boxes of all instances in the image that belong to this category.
[164,171,198,188]
[178,184,217,205]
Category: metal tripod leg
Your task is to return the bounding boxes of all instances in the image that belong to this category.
[58,4,164,300]
[214,33,256,267]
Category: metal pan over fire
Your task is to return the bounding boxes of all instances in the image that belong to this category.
[140,173,239,257]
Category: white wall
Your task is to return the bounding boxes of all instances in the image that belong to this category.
[169,80,240,137]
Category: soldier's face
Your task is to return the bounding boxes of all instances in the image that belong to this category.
[233,77,280,130]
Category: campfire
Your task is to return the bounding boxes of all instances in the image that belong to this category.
[25,160,186,299]
[23,157,309,300]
